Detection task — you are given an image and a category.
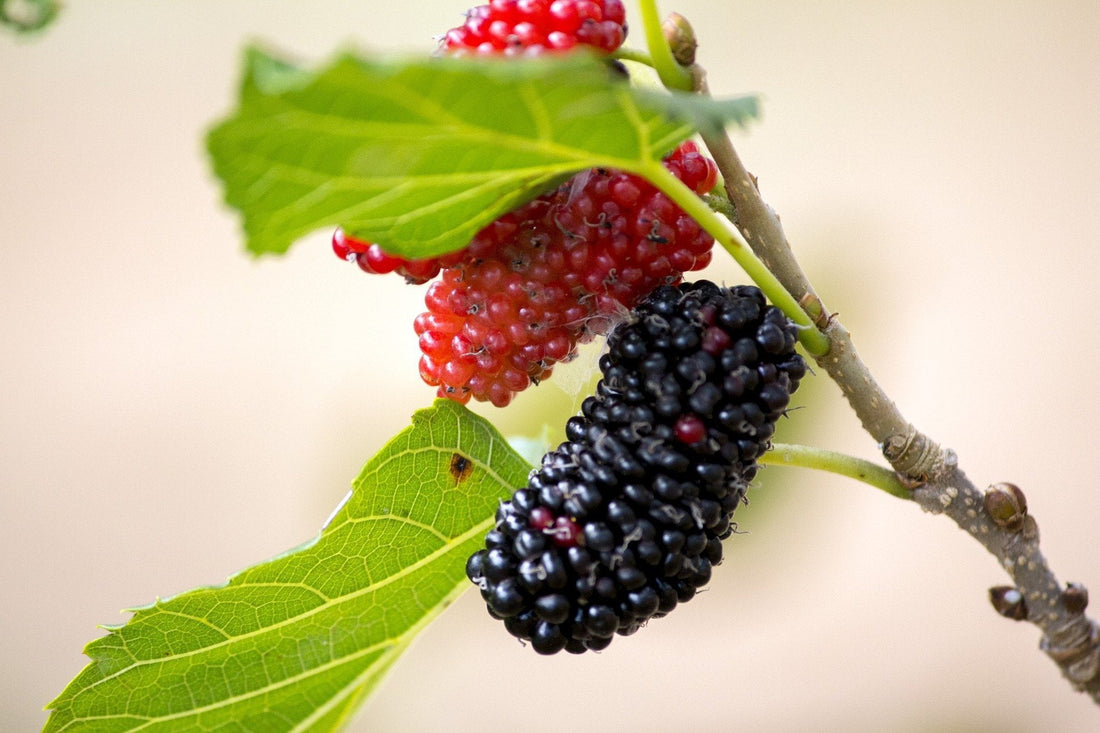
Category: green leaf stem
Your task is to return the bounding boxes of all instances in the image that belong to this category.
[762,443,911,500]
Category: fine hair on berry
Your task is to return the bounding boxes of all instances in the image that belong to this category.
[466,280,807,653]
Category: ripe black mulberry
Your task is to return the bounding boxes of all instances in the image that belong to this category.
[466,280,806,653]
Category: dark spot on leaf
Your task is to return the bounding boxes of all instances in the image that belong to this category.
[450,453,473,484]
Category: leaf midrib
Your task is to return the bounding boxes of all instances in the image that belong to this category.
[229,85,680,182]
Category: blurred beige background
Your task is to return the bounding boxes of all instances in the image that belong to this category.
[3,1,1098,730]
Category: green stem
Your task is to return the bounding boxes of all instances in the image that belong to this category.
[631,2,828,354]
[611,47,656,68]
[636,0,693,91]
[640,161,830,356]
[762,443,911,500]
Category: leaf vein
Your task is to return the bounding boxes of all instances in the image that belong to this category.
[69,516,493,700]
[343,514,449,542]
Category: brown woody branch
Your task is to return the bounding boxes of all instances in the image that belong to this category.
[688,62,1100,704]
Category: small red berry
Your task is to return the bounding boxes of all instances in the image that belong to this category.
[331,229,362,261]
[674,414,707,444]
[701,326,732,355]
[549,516,581,547]
[529,506,555,530]
[357,243,403,275]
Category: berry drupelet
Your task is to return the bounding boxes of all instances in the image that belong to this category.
[466,280,807,653]
[332,229,467,284]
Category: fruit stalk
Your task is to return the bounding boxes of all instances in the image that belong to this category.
[760,443,910,500]
[636,0,692,91]
[639,161,829,357]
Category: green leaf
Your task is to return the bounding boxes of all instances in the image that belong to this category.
[45,400,530,732]
[0,0,59,34]
[635,87,760,138]
[207,48,758,259]
[242,45,315,99]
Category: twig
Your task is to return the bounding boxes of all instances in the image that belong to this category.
[912,473,1100,702]
[662,18,1100,704]
[691,66,944,475]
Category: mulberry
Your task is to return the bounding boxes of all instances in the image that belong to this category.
[410,140,717,407]
[441,0,628,56]
[466,280,806,653]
